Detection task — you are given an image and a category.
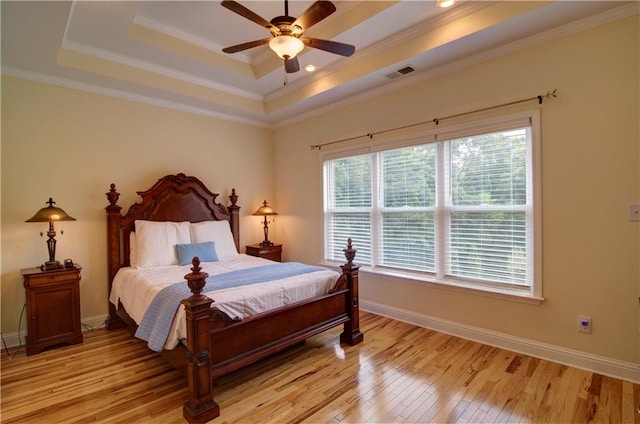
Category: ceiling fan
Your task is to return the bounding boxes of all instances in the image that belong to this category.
[221,0,356,73]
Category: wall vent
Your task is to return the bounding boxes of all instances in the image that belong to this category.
[384,65,417,80]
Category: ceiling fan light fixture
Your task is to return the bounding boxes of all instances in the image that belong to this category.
[269,35,304,59]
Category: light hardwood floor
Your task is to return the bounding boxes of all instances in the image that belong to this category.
[2,312,639,423]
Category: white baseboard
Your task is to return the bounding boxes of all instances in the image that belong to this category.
[81,314,109,332]
[361,300,640,384]
[1,314,108,350]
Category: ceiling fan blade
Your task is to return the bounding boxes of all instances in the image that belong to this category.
[292,1,336,31]
[222,38,271,54]
[221,1,274,31]
[301,37,355,57]
[284,56,300,73]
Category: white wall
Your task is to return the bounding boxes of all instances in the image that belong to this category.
[273,16,640,365]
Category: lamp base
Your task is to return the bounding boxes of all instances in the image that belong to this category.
[41,260,63,271]
[259,241,274,246]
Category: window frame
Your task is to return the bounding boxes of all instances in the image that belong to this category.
[322,110,543,302]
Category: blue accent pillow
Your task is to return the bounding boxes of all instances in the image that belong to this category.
[175,242,219,266]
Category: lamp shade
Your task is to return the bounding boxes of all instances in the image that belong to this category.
[26,197,76,270]
[252,200,278,216]
[26,198,76,222]
[269,35,304,59]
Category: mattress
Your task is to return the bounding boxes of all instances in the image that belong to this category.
[109,254,340,350]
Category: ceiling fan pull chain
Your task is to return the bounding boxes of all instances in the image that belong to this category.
[283,65,288,86]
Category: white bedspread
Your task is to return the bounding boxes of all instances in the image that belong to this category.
[109,254,340,350]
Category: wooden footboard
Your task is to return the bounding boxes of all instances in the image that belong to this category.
[181,240,362,423]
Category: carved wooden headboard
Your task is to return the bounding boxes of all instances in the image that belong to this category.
[105,173,240,286]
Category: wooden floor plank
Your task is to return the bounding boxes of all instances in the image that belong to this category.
[1,312,638,424]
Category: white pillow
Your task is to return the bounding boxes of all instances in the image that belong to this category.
[129,232,137,268]
[189,221,238,261]
[135,220,191,268]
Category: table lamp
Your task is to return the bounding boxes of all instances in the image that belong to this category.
[26,197,76,270]
[252,200,278,246]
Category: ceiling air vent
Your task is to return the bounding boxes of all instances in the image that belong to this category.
[384,65,417,80]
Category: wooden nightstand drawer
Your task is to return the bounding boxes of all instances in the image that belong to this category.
[25,269,79,287]
[245,244,282,262]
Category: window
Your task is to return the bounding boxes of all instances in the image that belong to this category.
[323,111,541,298]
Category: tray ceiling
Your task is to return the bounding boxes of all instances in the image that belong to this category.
[1,1,635,127]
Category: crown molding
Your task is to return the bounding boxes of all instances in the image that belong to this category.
[61,40,264,101]
[1,66,272,128]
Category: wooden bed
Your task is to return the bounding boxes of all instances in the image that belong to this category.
[105,173,363,423]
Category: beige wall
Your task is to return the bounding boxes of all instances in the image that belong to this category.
[273,16,640,363]
[1,78,273,333]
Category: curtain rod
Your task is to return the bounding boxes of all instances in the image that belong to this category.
[310,89,557,150]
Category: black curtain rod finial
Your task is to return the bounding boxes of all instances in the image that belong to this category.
[539,89,558,104]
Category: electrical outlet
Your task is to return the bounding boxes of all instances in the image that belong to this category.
[629,204,640,222]
[577,315,592,333]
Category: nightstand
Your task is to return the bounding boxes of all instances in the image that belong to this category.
[245,244,282,262]
[21,265,83,355]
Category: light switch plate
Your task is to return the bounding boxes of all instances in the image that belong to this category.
[629,204,640,222]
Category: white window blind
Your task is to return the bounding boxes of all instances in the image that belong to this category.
[445,128,532,287]
[380,144,437,272]
[323,111,541,297]
[324,154,373,263]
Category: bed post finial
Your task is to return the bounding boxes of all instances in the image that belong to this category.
[229,188,238,207]
[343,238,357,267]
[340,238,363,346]
[184,257,209,296]
[106,183,120,206]
[182,257,219,423]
